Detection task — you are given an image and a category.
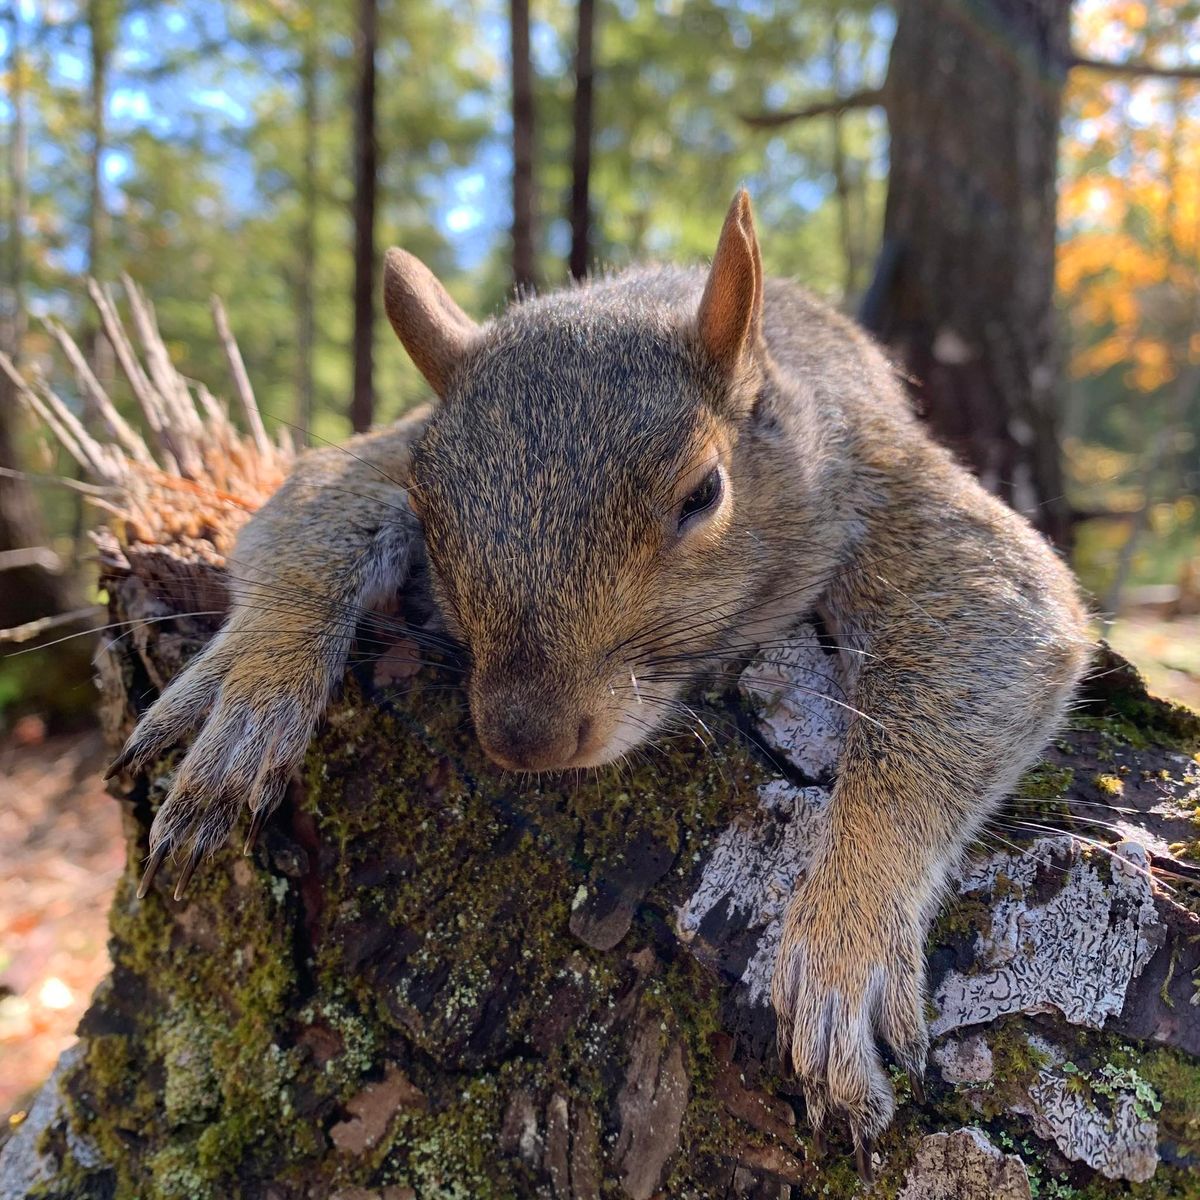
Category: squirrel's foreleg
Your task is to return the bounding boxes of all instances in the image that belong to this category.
[112,412,430,898]
[771,550,1089,1172]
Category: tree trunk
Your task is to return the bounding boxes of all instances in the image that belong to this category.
[296,12,319,444]
[568,0,596,283]
[510,0,537,293]
[349,0,378,435]
[0,6,65,631]
[3,524,1199,1196]
[86,0,112,293]
[864,0,1073,548]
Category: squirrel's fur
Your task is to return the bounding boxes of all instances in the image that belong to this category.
[112,193,1091,1161]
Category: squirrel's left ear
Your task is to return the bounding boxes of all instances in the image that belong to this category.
[696,189,764,375]
[383,249,478,398]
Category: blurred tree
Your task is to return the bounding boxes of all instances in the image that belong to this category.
[296,1,319,442]
[0,4,67,631]
[511,0,537,292]
[568,0,596,281]
[867,0,1073,547]
[350,0,378,432]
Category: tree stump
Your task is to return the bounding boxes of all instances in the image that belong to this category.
[2,521,1199,1200]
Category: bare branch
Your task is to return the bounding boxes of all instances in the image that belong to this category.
[210,295,272,458]
[86,278,177,471]
[0,547,62,574]
[1071,53,1200,82]
[43,317,154,465]
[0,351,118,480]
[0,465,120,499]
[740,87,884,130]
[121,274,205,478]
[0,605,103,644]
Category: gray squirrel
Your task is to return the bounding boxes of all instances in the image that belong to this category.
[109,191,1091,1174]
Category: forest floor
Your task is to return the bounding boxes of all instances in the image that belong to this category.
[1107,613,1200,710]
[0,729,122,1120]
[0,612,1196,1123]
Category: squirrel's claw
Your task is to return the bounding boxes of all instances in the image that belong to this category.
[854,1136,875,1185]
[243,805,270,855]
[137,842,170,899]
[104,744,136,781]
[907,1066,926,1106]
[173,845,204,901]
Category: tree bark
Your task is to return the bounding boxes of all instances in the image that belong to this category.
[349,0,378,434]
[568,0,596,283]
[3,523,1199,1197]
[864,0,1073,547]
[510,0,537,293]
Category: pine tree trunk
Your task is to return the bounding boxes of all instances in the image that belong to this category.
[0,8,66,631]
[349,0,378,435]
[3,523,1199,1199]
[510,0,537,293]
[568,0,596,283]
[296,12,319,445]
[865,0,1073,548]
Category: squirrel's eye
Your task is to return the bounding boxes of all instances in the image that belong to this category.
[678,467,723,530]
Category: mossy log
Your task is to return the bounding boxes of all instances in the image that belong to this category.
[1,527,1199,1200]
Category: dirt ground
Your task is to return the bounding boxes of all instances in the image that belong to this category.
[0,613,1196,1123]
[1107,614,1200,711]
[0,730,123,1119]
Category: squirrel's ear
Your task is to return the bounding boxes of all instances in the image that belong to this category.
[383,249,478,397]
[696,189,764,374]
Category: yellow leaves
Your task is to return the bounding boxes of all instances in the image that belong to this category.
[1129,339,1175,392]
[1059,10,1200,396]
[1120,1,1148,31]
[1072,336,1130,378]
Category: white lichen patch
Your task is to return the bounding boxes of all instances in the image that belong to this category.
[933,1033,994,1084]
[1024,1068,1158,1183]
[896,1128,1032,1200]
[932,1033,1160,1183]
[675,780,829,1006]
[1023,1037,1159,1184]
[738,624,851,779]
[932,837,1160,1035]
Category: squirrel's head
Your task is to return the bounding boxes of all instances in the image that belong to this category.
[386,192,812,773]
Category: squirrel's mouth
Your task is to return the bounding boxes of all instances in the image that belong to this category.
[469,675,678,773]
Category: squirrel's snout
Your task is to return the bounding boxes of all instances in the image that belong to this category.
[473,693,596,773]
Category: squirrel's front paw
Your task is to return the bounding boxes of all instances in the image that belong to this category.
[770,879,929,1180]
[108,631,330,899]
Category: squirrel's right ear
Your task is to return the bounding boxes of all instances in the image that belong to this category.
[696,189,764,375]
[383,249,478,398]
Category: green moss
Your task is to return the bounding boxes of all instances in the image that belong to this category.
[930,894,993,948]
[1139,1047,1200,1159]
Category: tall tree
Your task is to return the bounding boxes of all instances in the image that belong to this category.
[350,0,378,433]
[86,0,116,289]
[0,5,65,631]
[510,0,537,292]
[296,7,319,442]
[864,0,1073,546]
[568,0,596,282]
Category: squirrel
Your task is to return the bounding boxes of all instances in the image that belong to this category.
[108,190,1091,1172]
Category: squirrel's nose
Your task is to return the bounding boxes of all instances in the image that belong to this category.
[475,702,592,772]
